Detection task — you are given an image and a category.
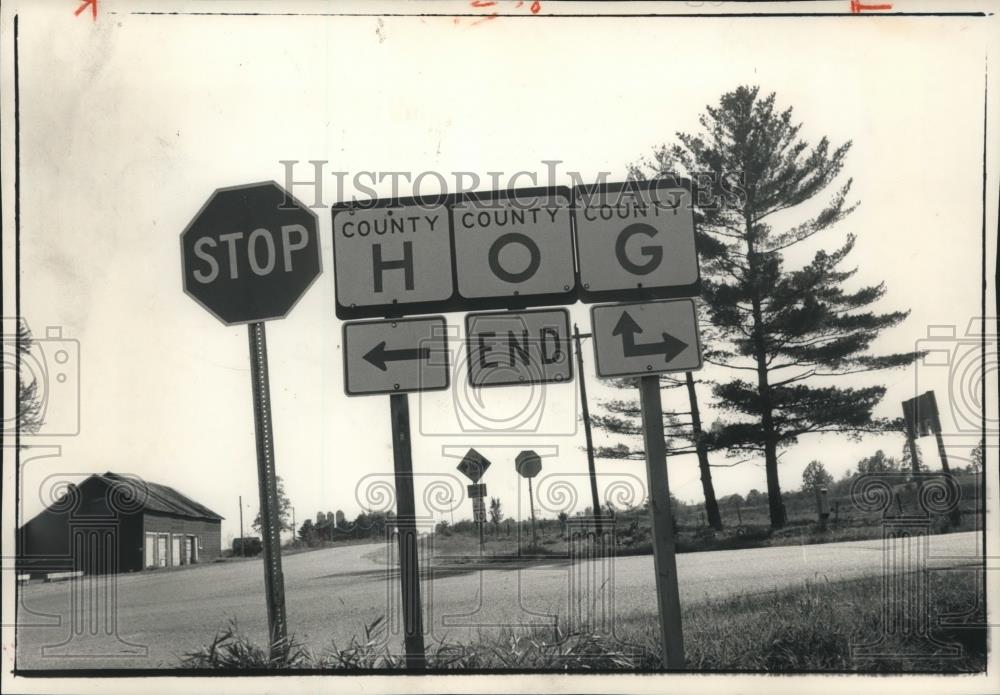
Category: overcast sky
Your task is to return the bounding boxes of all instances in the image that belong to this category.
[11,3,998,541]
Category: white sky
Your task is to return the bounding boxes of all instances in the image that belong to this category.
[7,2,999,542]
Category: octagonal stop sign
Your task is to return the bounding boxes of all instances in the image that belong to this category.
[181,181,321,325]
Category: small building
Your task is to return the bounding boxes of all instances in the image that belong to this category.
[18,471,223,576]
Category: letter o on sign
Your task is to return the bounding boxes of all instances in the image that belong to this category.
[181,181,322,325]
[488,232,542,283]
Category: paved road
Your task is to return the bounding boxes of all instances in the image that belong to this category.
[15,531,981,669]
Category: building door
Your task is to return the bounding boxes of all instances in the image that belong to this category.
[156,534,168,567]
[184,536,193,564]
[144,533,157,568]
[171,535,182,566]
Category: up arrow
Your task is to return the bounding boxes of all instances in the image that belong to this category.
[363,341,431,371]
[612,311,688,362]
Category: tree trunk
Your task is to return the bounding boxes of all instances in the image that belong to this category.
[685,371,722,530]
[746,232,786,529]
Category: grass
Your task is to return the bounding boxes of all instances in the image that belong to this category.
[181,567,985,672]
[429,508,981,564]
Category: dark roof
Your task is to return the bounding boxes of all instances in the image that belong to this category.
[102,472,223,521]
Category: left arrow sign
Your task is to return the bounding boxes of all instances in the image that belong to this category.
[343,316,450,396]
[364,342,432,371]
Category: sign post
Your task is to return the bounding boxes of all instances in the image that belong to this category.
[515,450,542,548]
[638,375,686,669]
[181,181,321,658]
[389,393,426,668]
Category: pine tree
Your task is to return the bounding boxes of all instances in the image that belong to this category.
[591,370,723,530]
[638,86,920,527]
[16,321,44,437]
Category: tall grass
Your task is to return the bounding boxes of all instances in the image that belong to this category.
[181,568,984,672]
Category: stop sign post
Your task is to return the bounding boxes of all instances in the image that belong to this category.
[181,181,321,658]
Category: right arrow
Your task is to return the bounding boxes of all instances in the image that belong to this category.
[363,341,431,371]
[612,311,688,362]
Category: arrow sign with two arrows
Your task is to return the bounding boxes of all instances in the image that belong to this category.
[343,316,450,396]
[591,299,702,378]
[612,311,689,362]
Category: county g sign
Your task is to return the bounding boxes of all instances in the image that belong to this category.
[181,181,321,325]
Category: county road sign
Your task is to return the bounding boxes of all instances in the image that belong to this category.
[181,181,322,325]
[574,179,699,303]
[332,196,454,320]
[590,298,702,378]
[451,187,576,308]
[464,308,572,388]
[342,316,449,396]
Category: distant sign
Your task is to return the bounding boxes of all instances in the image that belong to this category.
[515,450,542,479]
[181,181,322,325]
[457,448,492,482]
[590,298,702,378]
[467,483,487,499]
[465,308,572,388]
[452,188,576,306]
[332,197,454,320]
[342,316,449,396]
[574,179,699,304]
[472,497,486,523]
[902,391,941,438]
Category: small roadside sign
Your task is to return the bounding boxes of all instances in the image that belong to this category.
[457,448,491,482]
[574,179,699,304]
[467,483,487,499]
[465,308,572,388]
[472,497,487,523]
[452,187,576,307]
[515,450,542,479]
[590,299,702,378]
[342,316,449,396]
[332,197,454,319]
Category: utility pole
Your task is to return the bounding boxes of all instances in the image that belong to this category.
[573,324,602,536]
[238,495,244,557]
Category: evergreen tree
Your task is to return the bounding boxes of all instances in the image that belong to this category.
[15,321,43,437]
[591,369,723,530]
[637,85,920,527]
[801,460,833,493]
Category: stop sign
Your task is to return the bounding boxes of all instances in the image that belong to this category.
[515,450,542,479]
[181,181,321,325]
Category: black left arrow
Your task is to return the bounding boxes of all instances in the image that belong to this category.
[363,341,431,371]
[612,311,688,362]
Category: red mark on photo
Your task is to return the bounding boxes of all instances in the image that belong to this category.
[850,0,892,12]
[74,0,97,21]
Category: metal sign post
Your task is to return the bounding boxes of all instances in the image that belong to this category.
[389,393,426,668]
[248,321,288,654]
[638,374,686,669]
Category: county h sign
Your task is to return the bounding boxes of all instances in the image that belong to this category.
[574,179,699,303]
[181,181,321,325]
[332,196,453,320]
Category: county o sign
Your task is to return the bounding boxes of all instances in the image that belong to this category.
[181,181,321,325]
